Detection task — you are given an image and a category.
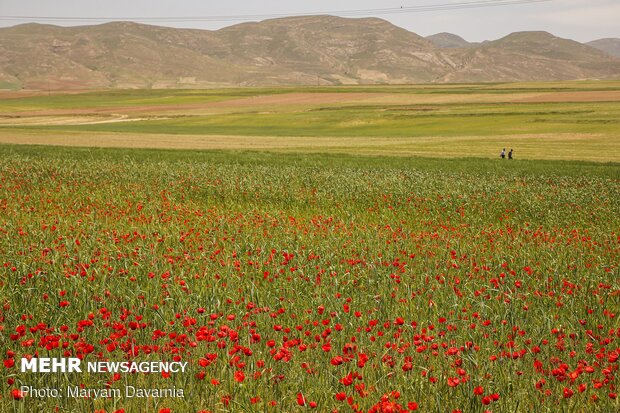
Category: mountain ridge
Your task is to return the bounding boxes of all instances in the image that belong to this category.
[426,32,476,48]
[1,16,619,89]
[587,38,620,58]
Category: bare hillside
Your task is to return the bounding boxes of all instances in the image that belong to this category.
[587,38,620,58]
[1,17,619,89]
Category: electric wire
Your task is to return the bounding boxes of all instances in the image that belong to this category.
[0,0,553,24]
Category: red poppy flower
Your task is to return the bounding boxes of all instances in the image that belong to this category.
[296,392,306,406]
[234,370,245,383]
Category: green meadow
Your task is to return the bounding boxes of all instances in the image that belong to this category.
[0,81,619,162]
[10,102,618,138]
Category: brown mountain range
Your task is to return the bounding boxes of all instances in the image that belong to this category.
[425,32,478,49]
[1,16,619,89]
[586,38,620,58]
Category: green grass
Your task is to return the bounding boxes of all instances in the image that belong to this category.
[10,101,615,138]
[1,143,618,179]
[0,81,619,162]
[1,145,618,413]
[2,80,620,112]
[0,89,253,111]
[1,83,619,140]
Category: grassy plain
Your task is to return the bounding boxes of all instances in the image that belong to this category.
[0,145,618,413]
[0,81,619,161]
[0,82,619,412]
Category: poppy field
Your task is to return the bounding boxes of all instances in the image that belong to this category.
[0,145,618,413]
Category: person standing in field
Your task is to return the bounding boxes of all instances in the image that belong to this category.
[500,148,506,159]
[508,149,513,160]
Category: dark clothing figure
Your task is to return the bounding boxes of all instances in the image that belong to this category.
[500,148,506,159]
[508,149,513,160]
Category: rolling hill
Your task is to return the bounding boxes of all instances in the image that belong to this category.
[438,31,620,83]
[587,38,620,58]
[0,16,619,89]
[426,32,476,48]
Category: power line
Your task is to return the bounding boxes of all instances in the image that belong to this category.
[0,0,553,24]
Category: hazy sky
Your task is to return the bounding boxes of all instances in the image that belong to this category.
[0,0,618,42]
